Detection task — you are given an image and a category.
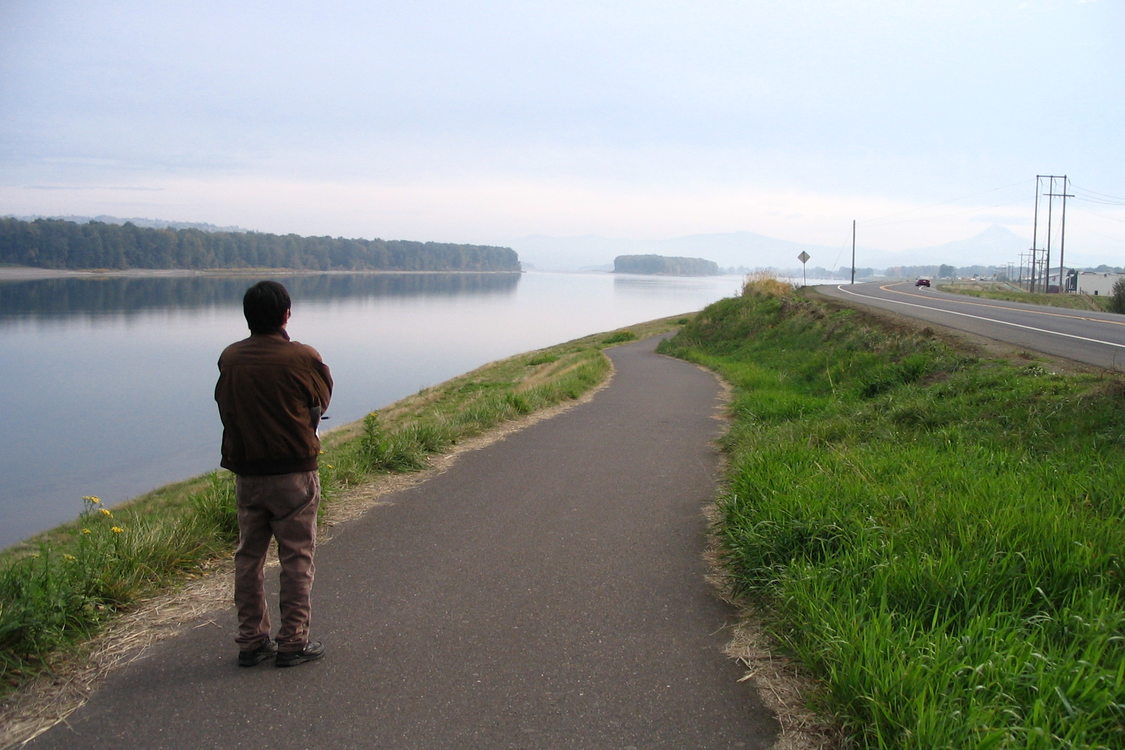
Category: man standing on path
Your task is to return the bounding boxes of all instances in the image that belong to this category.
[215,280,333,668]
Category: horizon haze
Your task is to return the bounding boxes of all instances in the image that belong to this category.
[507,224,1044,273]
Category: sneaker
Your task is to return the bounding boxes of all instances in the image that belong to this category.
[275,640,325,668]
[237,638,277,667]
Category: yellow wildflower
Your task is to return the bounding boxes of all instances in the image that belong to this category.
[83,495,102,504]
[111,526,124,534]
[81,528,92,535]
[99,508,112,517]
[63,553,77,562]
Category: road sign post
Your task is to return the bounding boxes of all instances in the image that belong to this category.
[797,251,810,286]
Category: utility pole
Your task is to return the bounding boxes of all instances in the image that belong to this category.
[1033,174,1069,293]
[1031,178,1041,292]
[1045,176,1054,291]
[1060,184,1069,291]
[851,220,856,284]
[1045,176,1072,293]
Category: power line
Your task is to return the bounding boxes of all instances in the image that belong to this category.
[861,180,1030,228]
[1069,182,1125,204]
[1071,204,1125,225]
[1070,192,1125,207]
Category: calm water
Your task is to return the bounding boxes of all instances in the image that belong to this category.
[0,271,745,548]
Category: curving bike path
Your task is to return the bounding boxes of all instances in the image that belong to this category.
[28,336,777,749]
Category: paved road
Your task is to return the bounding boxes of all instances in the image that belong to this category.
[29,336,777,749]
[816,282,1125,371]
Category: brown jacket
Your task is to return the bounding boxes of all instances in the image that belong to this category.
[215,330,333,475]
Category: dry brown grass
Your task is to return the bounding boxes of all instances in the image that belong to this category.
[743,273,798,299]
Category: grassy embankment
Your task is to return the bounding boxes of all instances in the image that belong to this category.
[0,320,672,697]
[660,278,1123,748]
[937,281,1115,313]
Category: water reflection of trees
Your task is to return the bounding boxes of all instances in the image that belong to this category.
[0,273,522,321]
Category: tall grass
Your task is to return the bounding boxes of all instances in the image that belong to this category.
[0,321,661,697]
[940,283,1114,313]
[661,282,1124,748]
[0,478,239,682]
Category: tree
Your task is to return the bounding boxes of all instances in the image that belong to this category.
[1110,278,1125,314]
[0,217,522,272]
[613,254,719,275]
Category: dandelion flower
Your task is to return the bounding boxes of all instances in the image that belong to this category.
[63,553,77,562]
[83,495,102,504]
[99,508,112,517]
[325,464,335,469]
[81,528,92,535]
[111,526,124,534]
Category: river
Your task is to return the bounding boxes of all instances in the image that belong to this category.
[1,270,751,548]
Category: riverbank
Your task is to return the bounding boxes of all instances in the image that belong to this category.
[0,317,693,744]
[1,270,742,550]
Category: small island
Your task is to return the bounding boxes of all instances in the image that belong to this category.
[613,254,720,276]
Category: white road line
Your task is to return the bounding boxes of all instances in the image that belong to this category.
[834,285,1125,351]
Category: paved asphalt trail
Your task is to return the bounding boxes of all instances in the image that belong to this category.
[29,336,777,749]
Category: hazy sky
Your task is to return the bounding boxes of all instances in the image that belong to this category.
[2,0,1123,266]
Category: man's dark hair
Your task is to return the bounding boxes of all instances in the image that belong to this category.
[243,280,291,333]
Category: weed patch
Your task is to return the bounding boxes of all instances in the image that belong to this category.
[603,330,637,344]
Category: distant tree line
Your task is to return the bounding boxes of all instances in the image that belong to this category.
[876,263,1124,280]
[832,265,991,280]
[0,218,521,272]
[613,254,719,276]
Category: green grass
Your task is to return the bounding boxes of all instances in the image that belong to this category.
[660,280,1124,749]
[939,283,1115,313]
[0,319,674,697]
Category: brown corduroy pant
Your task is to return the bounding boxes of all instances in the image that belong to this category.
[233,471,320,652]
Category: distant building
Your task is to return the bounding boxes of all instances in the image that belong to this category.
[1076,271,1125,296]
